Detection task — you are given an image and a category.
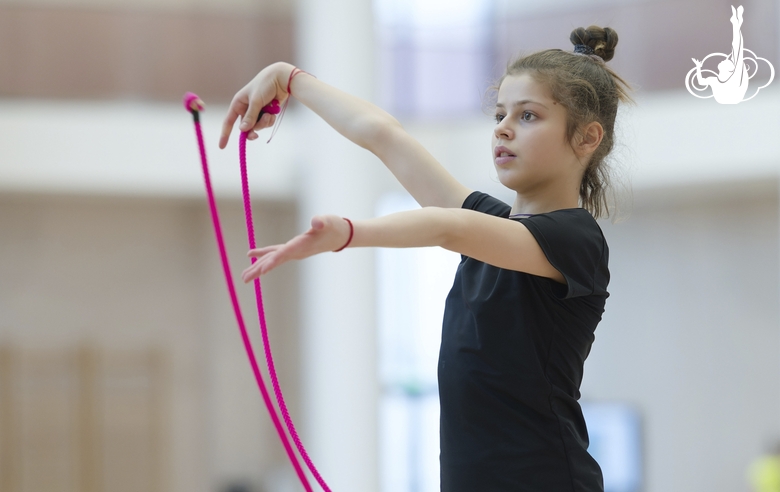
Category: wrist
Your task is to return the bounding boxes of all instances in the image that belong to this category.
[273,62,296,93]
[333,217,354,252]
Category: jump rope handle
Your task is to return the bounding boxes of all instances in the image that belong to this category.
[183,92,204,113]
[257,99,282,117]
[183,91,281,121]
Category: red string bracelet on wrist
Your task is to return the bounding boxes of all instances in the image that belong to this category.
[333,217,353,252]
[287,67,305,94]
[266,66,314,143]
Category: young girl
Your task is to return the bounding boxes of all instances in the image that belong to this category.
[220,25,635,492]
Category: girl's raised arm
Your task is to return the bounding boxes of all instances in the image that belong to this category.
[220,62,473,210]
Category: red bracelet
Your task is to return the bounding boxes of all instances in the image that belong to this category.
[333,217,353,252]
[286,67,306,95]
[266,66,314,144]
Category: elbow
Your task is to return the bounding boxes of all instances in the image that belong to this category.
[356,114,403,153]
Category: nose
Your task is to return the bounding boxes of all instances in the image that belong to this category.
[494,118,512,140]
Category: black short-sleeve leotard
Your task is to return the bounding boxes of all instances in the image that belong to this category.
[438,191,610,492]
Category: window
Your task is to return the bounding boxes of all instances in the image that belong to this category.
[581,401,644,492]
[374,0,496,119]
[376,192,462,492]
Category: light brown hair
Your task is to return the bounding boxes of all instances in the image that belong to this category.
[489,26,637,220]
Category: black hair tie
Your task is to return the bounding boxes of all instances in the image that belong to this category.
[573,44,595,55]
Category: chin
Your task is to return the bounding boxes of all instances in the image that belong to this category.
[496,175,522,192]
[495,167,522,188]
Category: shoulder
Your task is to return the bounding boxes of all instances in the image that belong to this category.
[461,191,511,218]
[521,208,606,244]
[518,208,609,299]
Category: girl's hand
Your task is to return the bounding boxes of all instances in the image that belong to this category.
[219,62,296,149]
[241,215,352,282]
[692,58,702,68]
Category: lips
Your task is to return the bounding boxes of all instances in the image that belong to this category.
[494,145,516,166]
[494,145,515,158]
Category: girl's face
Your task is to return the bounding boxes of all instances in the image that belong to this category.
[492,73,583,196]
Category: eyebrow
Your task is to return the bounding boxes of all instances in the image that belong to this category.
[496,99,549,110]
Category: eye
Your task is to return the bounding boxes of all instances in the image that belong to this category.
[494,111,535,124]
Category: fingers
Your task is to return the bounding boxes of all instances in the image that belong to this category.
[224,101,277,146]
[247,113,276,141]
[243,253,271,282]
[220,67,282,148]
[240,97,266,133]
[220,103,244,149]
[247,245,279,258]
[242,259,266,283]
[241,216,336,283]
[242,245,283,282]
[253,112,275,130]
[243,250,287,282]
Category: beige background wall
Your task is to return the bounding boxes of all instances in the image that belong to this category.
[0,194,301,492]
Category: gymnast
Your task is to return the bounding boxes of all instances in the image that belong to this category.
[219,25,635,492]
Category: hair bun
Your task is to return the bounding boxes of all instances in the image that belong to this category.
[570,26,618,62]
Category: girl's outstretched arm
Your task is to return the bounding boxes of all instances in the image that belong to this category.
[242,208,565,285]
[221,62,473,210]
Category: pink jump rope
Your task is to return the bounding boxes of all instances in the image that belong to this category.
[183,75,332,492]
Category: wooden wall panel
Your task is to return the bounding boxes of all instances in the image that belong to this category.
[0,5,295,103]
[0,345,170,492]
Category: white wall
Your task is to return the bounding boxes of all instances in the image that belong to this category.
[8,83,778,200]
[587,179,780,492]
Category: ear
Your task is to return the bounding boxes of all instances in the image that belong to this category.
[574,121,604,158]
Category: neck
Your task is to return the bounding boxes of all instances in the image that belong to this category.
[510,190,580,216]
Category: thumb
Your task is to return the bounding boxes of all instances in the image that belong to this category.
[240,98,263,131]
[311,216,325,230]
